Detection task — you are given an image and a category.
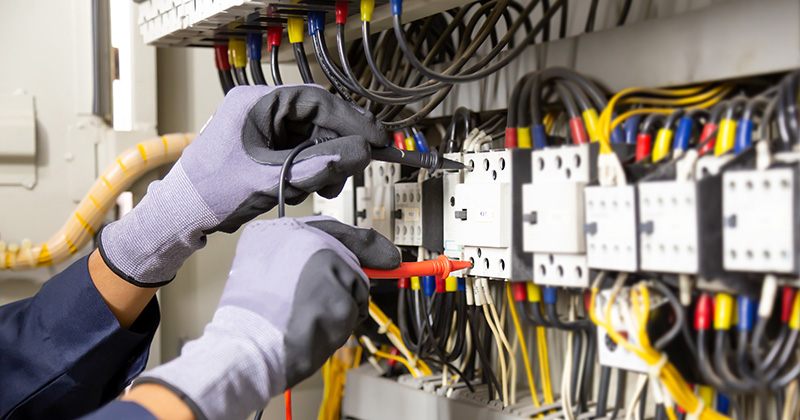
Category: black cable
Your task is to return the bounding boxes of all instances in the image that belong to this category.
[569,331,583,403]
[713,330,757,393]
[217,69,235,94]
[270,47,283,86]
[609,369,626,420]
[617,0,633,26]
[545,302,591,330]
[580,330,596,413]
[762,325,789,371]
[292,42,314,84]
[468,306,503,396]
[249,59,267,85]
[595,366,611,418]
[541,0,551,42]
[559,0,568,39]
[278,139,321,218]
[311,33,356,104]
[253,409,263,420]
[639,381,648,420]
[585,0,599,33]
[233,66,250,86]
[655,404,666,420]
[649,281,685,350]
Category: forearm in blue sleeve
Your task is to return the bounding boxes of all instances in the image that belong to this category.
[80,401,158,420]
[0,255,160,419]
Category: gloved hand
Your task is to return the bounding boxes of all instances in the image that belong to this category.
[99,85,387,286]
[135,216,399,420]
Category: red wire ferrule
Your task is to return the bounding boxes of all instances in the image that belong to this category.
[335,1,349,24]
[267,27,282,52]
[505,127,518,148]
[782,287,796,323]
[512,283,527,302]
[214,44,231,71]
[698,123,717,156]
[569,117,589,145]
[393,132,406,149]
[635,133,652,161]
[695,294,713,331]
[435,276,446,293]
[398,278,410,289]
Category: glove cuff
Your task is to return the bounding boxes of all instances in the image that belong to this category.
[98,161,218,286]
[136,306,286,420]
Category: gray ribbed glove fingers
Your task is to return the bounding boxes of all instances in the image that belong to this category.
[99,85,387,286]
[136,217,399,420]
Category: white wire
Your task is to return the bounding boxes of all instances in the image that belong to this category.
[561,329,576,420]
[625,374,649,420]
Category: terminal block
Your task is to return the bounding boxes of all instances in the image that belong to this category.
[595,289,649,373]
[722,166,800,274]
[448,150,531,280]
[356,161,400,240]
[584,185,639,272]
[638,177,723,276]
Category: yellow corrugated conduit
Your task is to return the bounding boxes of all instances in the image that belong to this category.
[0,133,196,270]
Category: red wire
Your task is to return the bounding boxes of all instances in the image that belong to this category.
[284,390,293,420]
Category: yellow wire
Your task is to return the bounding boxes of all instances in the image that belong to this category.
[537,326,554,404]
[618,85,728,107]
[589,281,731,420]
[506,284,541,408]
[368,301,432,375]
[544,111,558,134]
[665,406,679,420]
[374,350,419,377]
[318,359,330,420]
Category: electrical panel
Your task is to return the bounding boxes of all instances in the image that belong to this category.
[447,150,531,280]
[722,166,799,274]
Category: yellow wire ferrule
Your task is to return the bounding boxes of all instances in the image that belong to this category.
[445,276,458,292]
[361,0,375,22]
[517,126,532,149]
[526,282,541,303]
[582,109,601,142]
[652,128,674,163]
[790,294,800,330]
[404,136,417,151]
[228,38,247,68]
[410,276,421,290]
[714,119,737,156]
[714,293,734,330]
[287,17,304,44]
[697,385,714,408]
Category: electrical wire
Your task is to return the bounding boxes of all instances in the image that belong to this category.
[506,284,542,408]
[293,42,314,84]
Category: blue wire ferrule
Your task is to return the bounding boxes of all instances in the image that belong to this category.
[390,0,402,16]
[457,277,466,291]
[716,394,730,415]
[624,115,641,144]
[308,11,325,36]
[674,117,693,151]
[532,124,547,149]
[413,132,430,153]
[734,119,752,155]
[246,33,262,60]
[738,295,755,332]
[610,125,625,144]
[422,276,436,297]
[543,287,558,305]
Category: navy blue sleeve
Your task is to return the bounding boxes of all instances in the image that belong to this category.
[80,401,158,420]
[0,255,160,420]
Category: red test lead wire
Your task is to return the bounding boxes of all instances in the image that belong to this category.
[362,255,472,280]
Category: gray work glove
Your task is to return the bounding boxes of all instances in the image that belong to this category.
[135,216,399,420]
[99,85,387,286]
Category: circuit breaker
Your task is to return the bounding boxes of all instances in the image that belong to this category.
[722,166,800,274]
[442,157,464,261]
[447,149,531,280]
[637,175,723,276]
[393,182,423,246]
[356,161,401,240]
[584,185,639,272]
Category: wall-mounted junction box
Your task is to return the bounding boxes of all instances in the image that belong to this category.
[722,167,799,274]
[637,177,723,276]
[447,150,531,280]
[313,178,355,224]
[584,186,639,272]
[356,161,401,240]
